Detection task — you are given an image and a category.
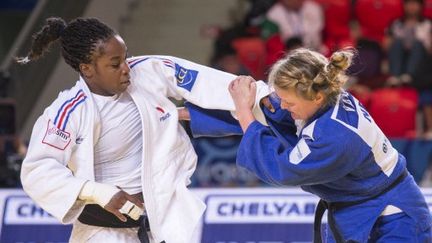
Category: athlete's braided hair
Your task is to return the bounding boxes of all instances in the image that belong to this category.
[17,17,116,72]
[268,48,354,106]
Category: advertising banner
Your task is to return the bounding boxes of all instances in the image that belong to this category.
[1,188,432,243]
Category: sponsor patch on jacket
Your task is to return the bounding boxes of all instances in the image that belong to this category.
[175,63,198,91]
[42,120,71,150]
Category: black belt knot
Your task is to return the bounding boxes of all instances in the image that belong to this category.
[78,204,151,243]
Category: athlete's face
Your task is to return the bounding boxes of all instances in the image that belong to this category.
[80,35,130,96]
[275,86,324,121]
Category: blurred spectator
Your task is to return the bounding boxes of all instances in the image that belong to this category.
[411,48,432,138]
[259,19,285,68]
[386,0,432,86]
[349,39,385,84]
[350,0,403,86]
[243,0,277,30]
[0,135,26,187]
[0,98,23,187]
[212,25,250,56]
[210,45,250,76]
[260,19,304,71]
[210,24,266,79]
[265,0,324,52]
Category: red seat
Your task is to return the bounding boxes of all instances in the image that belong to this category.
[264,34,285,68]
[354,0,403,43]
[424,0,432,18]
[350,87,372,110]
[231,37,267,80]
[368,87,418,138]
[316,0,354,51]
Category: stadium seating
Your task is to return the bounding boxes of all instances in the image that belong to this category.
[354,0,403,43]
[424,0,432,18]
[315,0,354,52]
[368,87,419,138]
[231,37,267,80]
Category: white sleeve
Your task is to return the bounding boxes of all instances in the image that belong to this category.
[20,103,87,223]
[130,55,270,125]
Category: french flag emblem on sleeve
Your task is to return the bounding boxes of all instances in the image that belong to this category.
[53,89,87,130]
[42,89,87,150]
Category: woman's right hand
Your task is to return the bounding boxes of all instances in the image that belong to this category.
[228,75,257,131]
[79,181,143,221]
[104,190,144,222]
[228,75,257,112]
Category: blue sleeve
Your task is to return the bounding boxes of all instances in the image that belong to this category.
[186,102,243,137]
[186,93,298,141]
[261,94,298,146]
[237,120,359,187]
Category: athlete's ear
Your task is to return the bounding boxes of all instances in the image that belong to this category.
[314,92,325,105]
[80,63,93,79]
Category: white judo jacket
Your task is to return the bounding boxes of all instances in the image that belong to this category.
[21,55,269,243]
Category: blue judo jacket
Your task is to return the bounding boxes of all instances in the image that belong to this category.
[187,91,432,242]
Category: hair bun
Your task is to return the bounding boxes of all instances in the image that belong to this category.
[329,50,353,71]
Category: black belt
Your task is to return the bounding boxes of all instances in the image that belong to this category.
[78,204,151,243]
[313,169,408,243]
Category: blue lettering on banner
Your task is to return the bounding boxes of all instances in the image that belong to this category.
[17,203,52,218]
[175,63,198,91]
[201,193,320,243]
[1,196,71,243]
[216,201,316,217]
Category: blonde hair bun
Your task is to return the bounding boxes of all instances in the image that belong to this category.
[329,50,354,71]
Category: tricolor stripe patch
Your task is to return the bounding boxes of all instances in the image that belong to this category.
[160,58,174,68]
[128,57,175,69]
[128,57,149,68]
[54,89,87,130]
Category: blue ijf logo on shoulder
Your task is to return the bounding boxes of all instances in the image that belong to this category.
[175,63,198,91]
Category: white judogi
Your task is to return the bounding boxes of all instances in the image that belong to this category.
[21,55,269,243]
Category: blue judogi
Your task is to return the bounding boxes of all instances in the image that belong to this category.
[187,91,432,242]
